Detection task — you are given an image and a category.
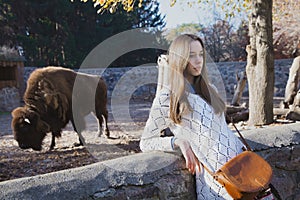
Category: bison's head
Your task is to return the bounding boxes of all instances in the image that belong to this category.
[11,107,50,151]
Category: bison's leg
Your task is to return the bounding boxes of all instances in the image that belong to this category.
[95,114,104,137]
[70,118,86,147]
[50,134,56,150]
[49,130,62,150]
[103,111,110,137]
[95,110,110,138]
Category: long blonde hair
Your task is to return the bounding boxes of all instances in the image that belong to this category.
[168,34,226,124]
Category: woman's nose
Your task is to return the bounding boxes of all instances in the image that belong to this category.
[195,55,202,63]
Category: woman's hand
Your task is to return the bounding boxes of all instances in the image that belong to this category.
[174,138,201,174]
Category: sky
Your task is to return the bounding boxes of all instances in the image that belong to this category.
[159,1,246,29]
[159,1,201,29]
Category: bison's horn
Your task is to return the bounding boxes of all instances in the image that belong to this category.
[24,118,31,124]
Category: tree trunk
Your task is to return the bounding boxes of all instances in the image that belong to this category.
[246,0,274,125]
[231,71,247,106]
[273,108,289,116]
[286,89,300,121]
[283,56,300,106]
[225,105,249,123]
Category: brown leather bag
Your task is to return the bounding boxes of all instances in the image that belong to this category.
[202,123,273,200]
[213,151,273,200]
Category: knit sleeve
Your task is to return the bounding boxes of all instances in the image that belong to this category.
[140,91,174,152]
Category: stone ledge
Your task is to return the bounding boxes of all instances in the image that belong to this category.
[0,152,195,200]
[238,122,300,150]
[1,123,300,199]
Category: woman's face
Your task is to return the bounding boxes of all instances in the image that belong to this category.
[184,40,204,83]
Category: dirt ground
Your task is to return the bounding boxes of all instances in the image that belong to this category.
[0,97,290,183]
[0,99,151,182]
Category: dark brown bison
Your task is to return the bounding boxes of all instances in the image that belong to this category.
[11,66,109,151]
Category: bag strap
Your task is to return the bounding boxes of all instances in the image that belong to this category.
[200,161,214,176]
[228,117,283,200]
[199,116,251,176]
[230,118,252,151]
[269,183,283,200]
[198,116,251,176]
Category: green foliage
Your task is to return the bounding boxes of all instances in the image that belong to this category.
[76,0,144,13]
[0,0,166,67]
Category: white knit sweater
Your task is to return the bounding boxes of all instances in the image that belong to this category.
[140,88,245,199]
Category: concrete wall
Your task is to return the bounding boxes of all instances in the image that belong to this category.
[0,123,299,200]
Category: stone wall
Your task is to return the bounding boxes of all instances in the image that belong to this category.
[23,59,294,103]
[0,123,299,200]
[0,87,20,112]
[213,59,294,99]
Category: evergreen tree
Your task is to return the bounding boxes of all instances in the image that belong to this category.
[0,0,166,67]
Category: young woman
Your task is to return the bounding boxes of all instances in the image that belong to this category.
[140,34,245,199]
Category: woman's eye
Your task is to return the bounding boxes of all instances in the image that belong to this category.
[190,53,203,58]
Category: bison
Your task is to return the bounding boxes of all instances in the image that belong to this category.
[11,66,109,151]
